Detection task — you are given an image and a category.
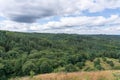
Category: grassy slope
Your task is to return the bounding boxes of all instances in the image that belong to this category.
[84,57,120,70]
[11,70,120,80]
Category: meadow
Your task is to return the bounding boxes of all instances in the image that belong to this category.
[11,70,120,80]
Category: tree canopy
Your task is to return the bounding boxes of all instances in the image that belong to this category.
[0,30,120,79]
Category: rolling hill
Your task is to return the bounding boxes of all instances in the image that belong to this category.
[0,30,120,80]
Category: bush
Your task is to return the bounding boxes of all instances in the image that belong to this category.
[22,61,37,75]
[75,62,85,69]
[113,66,120,70]
[40,61,53,73]
[84,67,96,71]
[102,57,107,62]
[95,65,104,70]
[65,64,78,72]
[113,72,120,80]
[0,75,8,80]
[94,59,104,70]
[106,60,114,67]
[30,70,35,78]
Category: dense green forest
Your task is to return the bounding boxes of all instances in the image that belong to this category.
[0,30,120,80]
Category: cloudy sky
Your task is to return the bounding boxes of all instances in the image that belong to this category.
[0,0,120,34]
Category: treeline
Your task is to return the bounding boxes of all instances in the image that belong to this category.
[0,30,120,79]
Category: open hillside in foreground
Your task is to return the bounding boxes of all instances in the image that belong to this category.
[11,70,120,80]
[1,30,120,79]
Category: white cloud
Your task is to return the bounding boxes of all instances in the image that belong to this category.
[0,20,29,31]
[0,0,120,34]
[41,15,120,29]
[0,0,120,23]
[0,15,120,34]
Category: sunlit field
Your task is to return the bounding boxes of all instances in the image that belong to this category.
[11,70,120,80]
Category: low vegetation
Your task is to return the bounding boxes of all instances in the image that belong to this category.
[11,70,120,80]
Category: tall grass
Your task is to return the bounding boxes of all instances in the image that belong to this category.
[11,70,120,80]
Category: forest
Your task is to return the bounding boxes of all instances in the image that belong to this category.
[0,30,120,80]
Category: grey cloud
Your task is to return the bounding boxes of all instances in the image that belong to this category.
[9,9,56,23]
[10,15,38,23]
[0,0,59,23]
[0,0,120,23]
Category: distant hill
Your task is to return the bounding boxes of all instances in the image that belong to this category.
[0,30,120,80]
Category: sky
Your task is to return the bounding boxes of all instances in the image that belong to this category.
[0,0,120,34]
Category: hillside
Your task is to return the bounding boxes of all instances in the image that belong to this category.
[11,70,120,80]
[0,30,120,80]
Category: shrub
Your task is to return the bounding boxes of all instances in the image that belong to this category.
[40,61,53,73]
[106,60,114,67]
[30,70,35,78]
[75,62,85,69]
[65,64,78,72]
[113,66,120,70]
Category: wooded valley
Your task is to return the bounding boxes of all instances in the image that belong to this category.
[0,30,120,80]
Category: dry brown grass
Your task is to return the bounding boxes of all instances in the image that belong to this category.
[11,70,120,80]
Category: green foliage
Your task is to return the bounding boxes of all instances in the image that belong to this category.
[22,61,37,75]
[106,60,114,67]
[94,59,104,70]
[0,63,8,80]
[39,61,53,73]
[75,62,85,69]
[30,70,35,78]
[94,59,100,66]
[119,57,120,63]
[84,67,95,71]
[113,66,120,70]
[113,72,120,80]
[102,57,107,62]
[0,30,120,79]
[0,63,4,69]
[65,64,78,72]
[54,67,65,72]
